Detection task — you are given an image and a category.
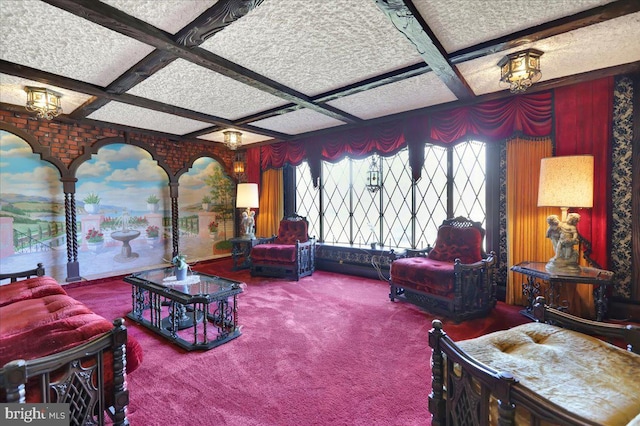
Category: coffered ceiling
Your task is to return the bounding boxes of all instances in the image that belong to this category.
[1,0,639,149]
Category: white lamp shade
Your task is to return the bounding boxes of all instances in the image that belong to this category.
[236,183,259,208]
[537,155,594,208]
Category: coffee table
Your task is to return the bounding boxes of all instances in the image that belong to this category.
[124,267,243,351]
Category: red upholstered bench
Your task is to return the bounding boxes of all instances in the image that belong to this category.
[250,214,316,280]
[0,267,142,425]
[389,217,496,322]
[0,275,67,307]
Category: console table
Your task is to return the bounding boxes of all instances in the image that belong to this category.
[511,261,614,321]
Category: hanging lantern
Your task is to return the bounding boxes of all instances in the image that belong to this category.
[366,155,381,193]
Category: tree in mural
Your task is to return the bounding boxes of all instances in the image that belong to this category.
[203,165,235,240]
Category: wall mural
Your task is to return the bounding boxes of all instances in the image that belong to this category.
[178,157,235,263]
[74,143,170,279]
[0,133,233,283]
[0,131,67,281]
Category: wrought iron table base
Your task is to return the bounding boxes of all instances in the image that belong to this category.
[513,261,613,322]
[127,274,242,351]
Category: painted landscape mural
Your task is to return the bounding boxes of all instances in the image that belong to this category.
[0,130,234,283]
[177,157,235,263]
[0,131,67,280]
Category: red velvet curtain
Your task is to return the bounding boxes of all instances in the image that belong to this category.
[261,119,408,186]
[260,140,307,170]
[246,146,261,186]
[312,119,407,160]
[554,78,613,268]
[429,92,553,143]
[260,92,552,186]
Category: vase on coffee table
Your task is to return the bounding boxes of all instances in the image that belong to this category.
[175,266,187,281]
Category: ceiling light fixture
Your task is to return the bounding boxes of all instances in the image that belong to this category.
[24,86,63,120]
[497,49,543,94]
[223,130,242,150]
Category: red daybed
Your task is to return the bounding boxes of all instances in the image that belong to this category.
[0,264,143,426]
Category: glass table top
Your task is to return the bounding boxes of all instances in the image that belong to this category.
[128,267,242,296]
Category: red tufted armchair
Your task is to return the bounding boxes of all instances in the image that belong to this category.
[389,217,496,322]
[250,214,316,281]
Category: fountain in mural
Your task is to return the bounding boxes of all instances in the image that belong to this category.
[110,208,140,262]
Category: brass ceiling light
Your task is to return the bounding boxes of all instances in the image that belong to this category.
[497,49,543,94]
[223,130,242,150]
[24,86,63,120]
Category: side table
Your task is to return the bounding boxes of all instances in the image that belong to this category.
[230,237,271,271]
[511,261,614,321]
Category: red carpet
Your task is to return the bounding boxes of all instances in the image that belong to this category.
[65,259,528,426]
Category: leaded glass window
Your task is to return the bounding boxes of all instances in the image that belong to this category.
[294,141,486,249]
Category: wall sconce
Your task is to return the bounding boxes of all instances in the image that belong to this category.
[366,154,381,193]
[538,155,594,273]
[233,151,246,181]
[24,86,63,120]
[497,49,543,94]
[236,183,259,239]
[224,130,242,150]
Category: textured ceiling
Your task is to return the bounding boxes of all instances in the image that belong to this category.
[202,0,422,96]
[125,59,289,120]
[1,0,638,150]
[413,0,618,52]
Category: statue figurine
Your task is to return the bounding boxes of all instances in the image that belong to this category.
[545,212,581,273]
[556,213,580,262]
[545,215,560,259]
[241,209,256,239]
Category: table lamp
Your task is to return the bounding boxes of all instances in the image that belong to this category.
[537,155,593,273]
[236,183,259,239]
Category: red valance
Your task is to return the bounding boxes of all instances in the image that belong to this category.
[260,119,407,169]
[429,92,553,143]
[260,140,307,169]
[261,91,553,177]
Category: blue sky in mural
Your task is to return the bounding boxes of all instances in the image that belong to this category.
[0,131,63,202]
[179,156,227,206]
[76,144,169,211]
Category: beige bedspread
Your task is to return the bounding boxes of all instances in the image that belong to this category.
[457,322,640,426]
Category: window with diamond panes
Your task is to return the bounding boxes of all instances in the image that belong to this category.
[322,158,351,244]
[452,141,486,229]
[294,140,486,249]
[352,157,380,247]
[295,161,320,239]
[415,144,448,248]
[380,150,413,249]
